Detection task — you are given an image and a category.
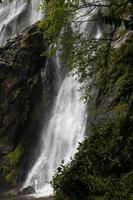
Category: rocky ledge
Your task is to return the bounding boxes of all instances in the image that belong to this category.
[0,23,46,192]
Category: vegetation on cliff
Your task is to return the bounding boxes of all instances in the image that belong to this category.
[40,0,133,98]
[0,0,133,198]
[52,33,133,200]
[38,0,133,199]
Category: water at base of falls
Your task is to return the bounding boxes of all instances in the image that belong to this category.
[30,184,53,198]
[22,185,53,198]
[23,72,87,197]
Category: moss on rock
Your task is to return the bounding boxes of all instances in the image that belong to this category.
[0,23,46,191]
[4,144,23,185]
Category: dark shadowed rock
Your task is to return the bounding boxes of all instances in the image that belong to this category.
[18,186,35,195]
[0,23,47,192]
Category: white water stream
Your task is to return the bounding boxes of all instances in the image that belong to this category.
[0,0,103,197]
[0,0,87,196]
[23,71,87,197]
[0,0,42,45]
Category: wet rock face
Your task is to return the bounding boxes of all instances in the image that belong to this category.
[0,24,46,141]
[0,24,46,143]
[0,24,46,191]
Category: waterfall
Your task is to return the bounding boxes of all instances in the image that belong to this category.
[22,3,103,195]
[22,5,90,193]
[0,0,103,197]
[23,64,87,197]
[0,0,42,45]
[0,1,87,196]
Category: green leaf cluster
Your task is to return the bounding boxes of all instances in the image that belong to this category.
[52,111,133,200]
[40,0,78,42]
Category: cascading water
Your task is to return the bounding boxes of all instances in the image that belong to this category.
[0,0,103,197]
[0,0,42,45]
[23,69,87,197]
[0,0,87,195]
[22,0,102,197]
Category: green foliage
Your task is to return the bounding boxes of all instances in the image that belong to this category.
[52,26,133,200]
[39,0,132,103]
[53,112,133,199]
[40,0,77,42]
[38,1,133,199]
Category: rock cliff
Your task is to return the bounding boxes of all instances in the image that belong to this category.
[0,24,49,192]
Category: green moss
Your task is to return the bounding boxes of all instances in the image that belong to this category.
[3,144,23,185]
[20,32,29,49]
[5,171,17,185]
[6,144,22,166]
